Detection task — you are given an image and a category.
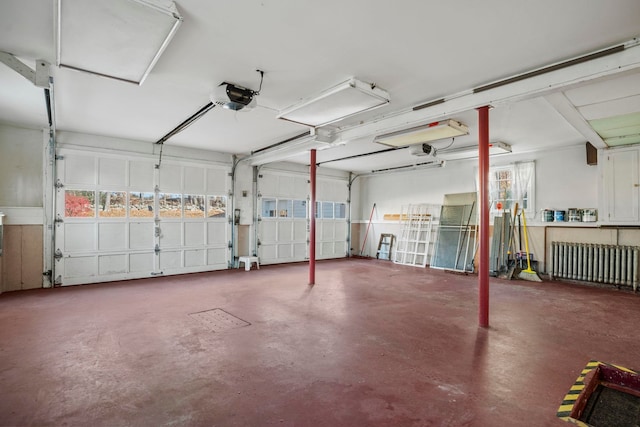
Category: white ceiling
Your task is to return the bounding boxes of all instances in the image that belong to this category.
[1,0,639,172]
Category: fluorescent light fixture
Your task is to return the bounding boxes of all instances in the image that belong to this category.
[437,141,512,161]
[56,0,183,85]
[368,160,445,175]
[249,129,336,166]
[375,119,469,147]
[277,78,390,127]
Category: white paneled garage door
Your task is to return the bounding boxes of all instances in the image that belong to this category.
[257,171,309,265]
[316,177,349,260]
[54,148,230,286]
[257,170,348,265]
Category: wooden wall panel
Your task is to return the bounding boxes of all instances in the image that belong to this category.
[21,226,43,289]
[1,225,42,292]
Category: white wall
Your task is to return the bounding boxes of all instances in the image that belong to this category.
[0,123,46,292]
[0,123,43,207]
[356,144,597,221]
[354,144,600,270]
[0,120,623,284]
[533,144,598,214]
[232,161,254,226]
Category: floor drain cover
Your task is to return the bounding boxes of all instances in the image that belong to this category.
[189,308,250,332]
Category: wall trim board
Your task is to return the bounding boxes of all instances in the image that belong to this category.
[0,207,44,225]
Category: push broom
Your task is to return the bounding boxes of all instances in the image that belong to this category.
[518,208,542,282]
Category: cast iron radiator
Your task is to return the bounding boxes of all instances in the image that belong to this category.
[550,242,640,291]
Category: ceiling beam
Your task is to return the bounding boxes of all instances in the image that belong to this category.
[335,38,640,145]
[543,92,607,149]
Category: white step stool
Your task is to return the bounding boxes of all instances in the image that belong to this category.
[238,256,260,271]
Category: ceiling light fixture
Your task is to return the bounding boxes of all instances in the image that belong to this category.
[248,129,336,166]
[375,119,469,147]
[277,78,390,127]
[56,0,183,85]
[369,160,446,175]
[437,141,512,160]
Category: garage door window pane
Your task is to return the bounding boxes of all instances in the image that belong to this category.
[129,192,154,217]
[65,190,95,217]
[159,193,182,218]
[98,191,126,218]
[184,195,205,218]
[262,199,277,218]
[207,196,226,218]
[278,199,292,218]
[322,202,334,219]
[293,200,307,218]
[335,203,346,219]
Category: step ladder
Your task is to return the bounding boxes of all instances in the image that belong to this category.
[376,234,394,260]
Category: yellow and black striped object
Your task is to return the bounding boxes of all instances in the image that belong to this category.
[557,359,637,425]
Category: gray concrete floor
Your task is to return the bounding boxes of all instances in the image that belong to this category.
[1,258,639,426]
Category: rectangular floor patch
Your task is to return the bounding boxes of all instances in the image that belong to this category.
[189,308,251,332]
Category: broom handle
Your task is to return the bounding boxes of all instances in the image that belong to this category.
[521,210,533,271]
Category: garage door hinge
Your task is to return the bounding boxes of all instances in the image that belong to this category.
[228,241,232,249]
[54,179,64,189]
[54,249,63,260]
[257,239,261,246]
[54,214,64,224]
[154,244,160,255]
[55,155,64,160]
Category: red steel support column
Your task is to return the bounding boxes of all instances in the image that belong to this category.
[478,106,490,327]
[309,149,317,285]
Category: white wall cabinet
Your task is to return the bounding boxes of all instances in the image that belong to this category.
[600,146,640,224]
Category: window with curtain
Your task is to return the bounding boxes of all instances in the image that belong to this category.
[480,161,535,213]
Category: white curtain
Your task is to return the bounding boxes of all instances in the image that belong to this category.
[474,161,535,213]
[514,161,534,207]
